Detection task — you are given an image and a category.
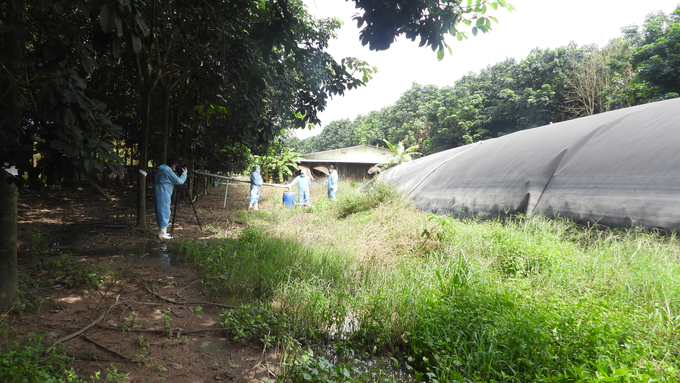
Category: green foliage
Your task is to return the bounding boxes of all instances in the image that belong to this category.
[174,184,680,382]
[335,180,401,218]
[352,0,514,53]
[15,252,105,313]
[0,324,82,383]
[251,140,302,183]
[123,312,139,332]
[287,348,403,383]
[172,229,352,303]
[28,231,50,255]
[161,309,172,330]
[89,366,130,383]
[25,253,104,290]
[377,140,420,171]
[221,303,302,347]
[627,8,680,103]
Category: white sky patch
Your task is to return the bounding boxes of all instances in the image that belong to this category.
[297,0,680,139]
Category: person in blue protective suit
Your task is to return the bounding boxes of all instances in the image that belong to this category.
[288,168,311,206]
[326,165,338,200]
[155,161,187,239]
[249,165,263,210]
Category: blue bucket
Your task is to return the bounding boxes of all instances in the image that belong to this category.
[283,191,295,208]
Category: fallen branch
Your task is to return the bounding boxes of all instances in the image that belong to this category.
[92,183,113,202]
[96,324,225,334]
[183,301,237,309]
[81,335,133,361]
[46,296,122,354]
[71,353,137,363]
[142,281,183,305]
[142,281,237,309]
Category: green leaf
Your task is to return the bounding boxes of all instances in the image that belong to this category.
[437,47,445,60]
[131,32,142,53]
[472,27,478,36]
[115,12,124,38]
[99,5,115,33]
[50,140,70,151]
[134,15,150,36]
[82,58,97,74]
[112,35,122,59]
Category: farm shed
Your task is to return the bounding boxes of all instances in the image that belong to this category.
[297,145,394,181]
[380,98,680,231]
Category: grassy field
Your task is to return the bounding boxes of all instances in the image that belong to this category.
[175,181,680,382]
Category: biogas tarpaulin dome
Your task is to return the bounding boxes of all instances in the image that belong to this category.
[380,98,680,231]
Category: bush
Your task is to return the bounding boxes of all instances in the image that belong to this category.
[0,324,81,383]
[335,180,401,218]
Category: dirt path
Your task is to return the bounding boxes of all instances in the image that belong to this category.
[6,182,280,382]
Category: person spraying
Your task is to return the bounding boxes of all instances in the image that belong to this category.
[326,164,338,200]
[155,160,187,239]
[249,165,263,210]
[288,168,311,206]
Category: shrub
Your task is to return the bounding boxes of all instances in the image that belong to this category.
[335,180,401,218]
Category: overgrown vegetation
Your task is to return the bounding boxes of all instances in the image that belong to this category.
[0,252,118,382]
[13,252,105,314]
[174,181,680,382]
[0,323,129,383]
[0,323,77,383]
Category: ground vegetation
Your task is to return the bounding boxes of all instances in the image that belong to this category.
[4,177,680,381]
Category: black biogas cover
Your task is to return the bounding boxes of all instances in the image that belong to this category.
[381,98,680,231]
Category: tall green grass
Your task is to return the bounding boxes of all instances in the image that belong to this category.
[177,181,680,382]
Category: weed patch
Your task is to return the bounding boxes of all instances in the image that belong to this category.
[175,183,680,382]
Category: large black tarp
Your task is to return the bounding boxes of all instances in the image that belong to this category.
[380,98,680,231]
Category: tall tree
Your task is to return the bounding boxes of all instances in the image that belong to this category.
[0,0,126,308]
[630,7,680,100]
[0,0,514,308]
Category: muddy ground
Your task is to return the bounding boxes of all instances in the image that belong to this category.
[5,179,282,383]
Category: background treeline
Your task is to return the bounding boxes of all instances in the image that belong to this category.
[291,6,680,155]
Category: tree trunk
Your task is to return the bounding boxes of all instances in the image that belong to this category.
[136,87,152,228]
[161,86,171,165]
[0,172,19,309]
[0,18,22,309]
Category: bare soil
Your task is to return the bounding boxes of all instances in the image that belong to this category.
[5,180,281,383]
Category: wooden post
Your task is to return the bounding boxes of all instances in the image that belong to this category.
[223,179,229,208]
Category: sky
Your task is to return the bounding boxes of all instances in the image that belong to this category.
[297,0,680,139]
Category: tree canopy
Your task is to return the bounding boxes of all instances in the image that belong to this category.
[0,0,513,308]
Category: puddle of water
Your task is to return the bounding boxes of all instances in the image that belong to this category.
[189,337,230,352]
[45,242,174,266]
[158,244,171,265]
[310,343,418,382]
[107,214,136,218]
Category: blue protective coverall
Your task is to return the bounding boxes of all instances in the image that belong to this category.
[249,165,263,205]
[155,165,187,229]
[327,169,338,200]
[289,172,311,204]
